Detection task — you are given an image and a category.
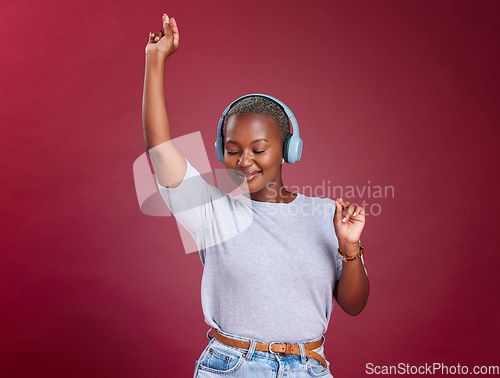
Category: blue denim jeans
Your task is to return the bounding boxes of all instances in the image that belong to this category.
[193,328,334,377]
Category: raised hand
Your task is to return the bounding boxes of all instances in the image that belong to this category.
[333,197,366,254]
[145,13,180,60]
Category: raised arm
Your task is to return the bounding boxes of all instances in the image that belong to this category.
[142,13,186,188]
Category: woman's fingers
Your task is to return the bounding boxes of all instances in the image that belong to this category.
[344,204,365,222]
[170,17,180,47]
[352,205,364,217]
[342,204,355,223]
[149,30,163,43]
[335,197,362,223]
[333,199,344,224]
[336,197,350,208]
[336,197,351,220]
[163,13,172,36]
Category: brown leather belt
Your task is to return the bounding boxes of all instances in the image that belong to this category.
[213,329,328,368]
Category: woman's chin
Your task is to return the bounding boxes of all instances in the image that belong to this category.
[240,181,266,194]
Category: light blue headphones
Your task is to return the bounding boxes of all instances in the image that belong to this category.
[215,93,303,164]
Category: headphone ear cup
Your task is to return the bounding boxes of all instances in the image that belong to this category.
[294,137,303,163]
[284,135,303,164]
[215,139,224,163]
[215,118,225,163]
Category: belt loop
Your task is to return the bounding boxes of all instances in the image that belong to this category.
[245,339,257,361]
[206,326,214,340]
[298,342,306,364]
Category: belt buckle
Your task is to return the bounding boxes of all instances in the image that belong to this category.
[268,341,280,354]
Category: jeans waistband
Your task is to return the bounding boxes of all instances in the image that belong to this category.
[206,326,327,367]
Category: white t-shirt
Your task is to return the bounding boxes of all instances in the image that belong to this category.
[157,158,364,343]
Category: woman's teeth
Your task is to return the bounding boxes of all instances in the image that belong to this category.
[240,171,261,180]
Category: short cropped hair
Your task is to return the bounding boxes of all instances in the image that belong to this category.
[222,96,291,144]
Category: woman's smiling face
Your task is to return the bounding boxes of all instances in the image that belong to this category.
[223,112,284,198]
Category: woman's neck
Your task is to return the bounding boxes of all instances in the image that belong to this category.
[249,182,297,203]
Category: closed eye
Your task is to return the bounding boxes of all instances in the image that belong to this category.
[227,150,266,154]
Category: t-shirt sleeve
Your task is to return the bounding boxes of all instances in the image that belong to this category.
[327,198,343,282]
[155,157,226,240]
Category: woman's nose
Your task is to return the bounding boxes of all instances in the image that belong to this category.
[238,150,253,167]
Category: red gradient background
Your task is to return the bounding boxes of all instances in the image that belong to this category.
[2,0,499,377]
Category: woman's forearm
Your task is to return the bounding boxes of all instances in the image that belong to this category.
[142,53,172,151]
[334,243,370,316]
